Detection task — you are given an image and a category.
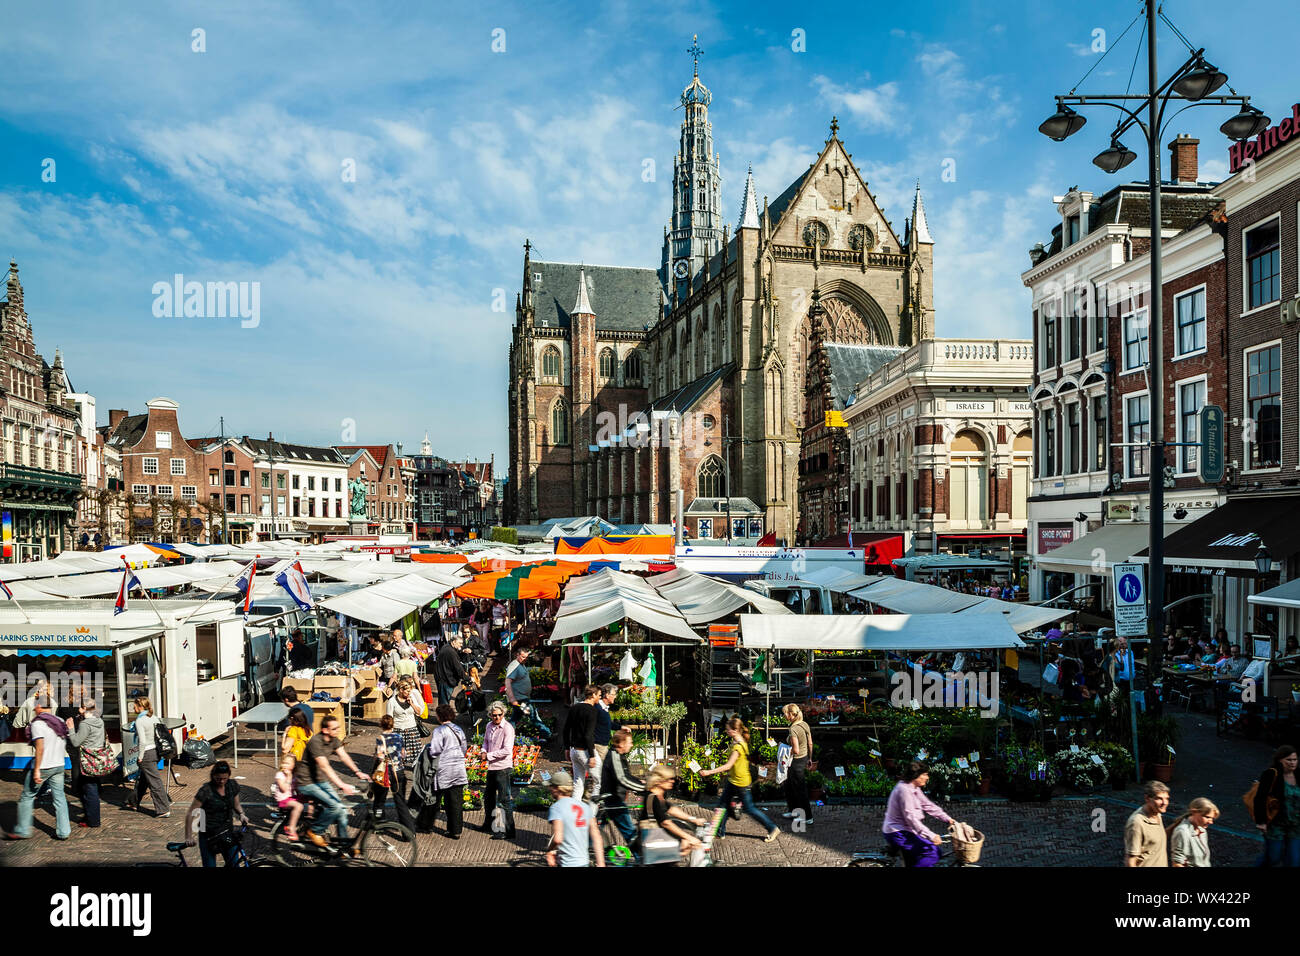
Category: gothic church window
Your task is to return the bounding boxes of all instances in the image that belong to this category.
[698,455,725,499]
[624,350,642,384]
[541,346,561,382]
[599,348,615,380]
[551,399,570,446]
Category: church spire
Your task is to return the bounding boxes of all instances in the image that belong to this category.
[738,166,760,230]
[910,182,934,245]
[572,268,594,316]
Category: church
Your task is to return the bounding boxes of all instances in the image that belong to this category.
[506,46,935,542]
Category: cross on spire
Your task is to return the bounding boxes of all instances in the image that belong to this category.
[687,34,703,76]
[829,115,839,137]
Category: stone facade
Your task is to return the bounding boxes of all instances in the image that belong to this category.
[843,339,1033,559]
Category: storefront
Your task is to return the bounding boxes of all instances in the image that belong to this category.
[0,464,81,561]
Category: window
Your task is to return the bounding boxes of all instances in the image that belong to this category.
[209,468,219,487]
[1246,344,1281,468]
[599,348,615,379]
[1125,394,1150,478]
[1041,303,1057,370]
[698,455,725,499]
[181,485,197,502]
[170,458,185,475]
[1178,379,1206,473]
[155,485,172,498]
[1065,402,1080,474]
[131,484,149,497]
[1246,220,1281,310]
[1067,215,1080,245]
[949,430,987,524]
[292,474,300,489]
[1176,288,1206,356]
[240,494,250,514]
[142,457,159,475]
[541,346,561,382]
[1093,286,1106,353]
[276,474,285,490]
[1123,310,1148,371]
[260,472,270,488]
[551,399,570,445]
[1093,395,1107,472]
[260,494,271,516]
[624,350,642,384]
[1065,291,1081,362]
[307,475,315,491]
[240,470,250,486]
[1042,410,1056,477]
[155,431,171,449]
[224,450,234,464]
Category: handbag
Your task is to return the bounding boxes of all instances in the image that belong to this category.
[1244,775,1281,825]
[638,821,682,866]
[153,723,178,760]
[80,739,117,778]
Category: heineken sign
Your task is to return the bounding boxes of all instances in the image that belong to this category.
[1199,404,1225,484]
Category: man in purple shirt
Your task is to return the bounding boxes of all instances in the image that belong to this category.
[481,700,516,840]
[882,761,954,867]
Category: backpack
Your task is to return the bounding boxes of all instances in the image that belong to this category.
[410,742,440,805]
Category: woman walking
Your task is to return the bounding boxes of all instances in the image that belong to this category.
[781,704,813,826]
[128,698,171,817]
[1169,797,1219,867]
[415,704,468,838]
[387,678,427,769]
[1254,744,1300,866]
[698,717,779,843]
[66,698,108,828]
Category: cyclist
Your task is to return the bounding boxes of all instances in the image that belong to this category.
[184,761,250,867]
[295,715,368,851]
[881,761,955,868]
[600,728,646,852]
[638,764,705,863]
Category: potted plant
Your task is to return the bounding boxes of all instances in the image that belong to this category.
[1291,682,1300,706]
[999,744,1057,801]
[806,770,826,802]
[1138,714,1180,783]
[1051,747,1109,791]
[1093,741,1135,789]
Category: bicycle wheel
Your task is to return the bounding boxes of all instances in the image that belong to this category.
[357,822,418,867]
[249,857,286,867]
[270,818,323,867]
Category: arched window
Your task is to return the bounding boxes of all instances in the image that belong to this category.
[551,399,570,446]
[599,348,615,380]
[541,346,561,383]
[624,350,642,384]
[948,430,987,525]
[698,455,725,499]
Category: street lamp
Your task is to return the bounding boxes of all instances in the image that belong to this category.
[1039,0,1265,713]
[1254,544,1273,576]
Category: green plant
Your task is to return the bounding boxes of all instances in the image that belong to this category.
[1093,741,1135,782]
[1137,714,1180,766]
[489,527,518,545]
[806,770,827,791]
[1051,747,1109,790]
[1000,743,1058,798]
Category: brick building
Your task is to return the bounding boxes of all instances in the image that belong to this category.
[843,339,1033,566]
[336,445,406,535]
[107,398,208,543]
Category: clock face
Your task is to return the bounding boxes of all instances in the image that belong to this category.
[673,259,690,279]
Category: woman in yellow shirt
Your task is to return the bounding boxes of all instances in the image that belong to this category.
[281,708,312,761]
[698,718,779,843]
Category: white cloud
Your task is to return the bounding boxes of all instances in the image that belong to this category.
[812,75,905,132]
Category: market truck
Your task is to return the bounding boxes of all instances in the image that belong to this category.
[0,600,246,771]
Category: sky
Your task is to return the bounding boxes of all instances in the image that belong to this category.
[1,0,1294,471]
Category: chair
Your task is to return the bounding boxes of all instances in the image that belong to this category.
[1164,677,1192,712]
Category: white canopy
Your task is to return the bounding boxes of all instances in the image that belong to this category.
[648,567,793,624]
[21,560,254,598]
[1249,577,1300,610]
[958,598,1074,635]
[1033,522,1172,576]
[849,577,986,614]
[548,598,700,644]
[318,574,456,628]
[739,613,1025,651]
[800,566,887,595]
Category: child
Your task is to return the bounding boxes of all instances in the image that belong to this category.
[272,753,304,841]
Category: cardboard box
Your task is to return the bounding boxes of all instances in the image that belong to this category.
[313,675,351,699]
[310,701,344,736]
[352,667,378,692]
[282,677,314,697]
[361,698,386,720]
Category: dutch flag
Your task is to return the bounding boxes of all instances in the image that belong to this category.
[234,560,257,620]
[0,579,13,600]
[114,564,142,616]
[274,560,314,612]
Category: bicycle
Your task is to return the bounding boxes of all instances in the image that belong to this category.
[271,784,417,867]
[848,834,982,868]
[138,824,281,867]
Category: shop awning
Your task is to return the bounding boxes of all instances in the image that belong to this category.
[1248,577,1300,610]
[647,567,794,623]
[1131,495,1300,571]
[847,577,986,614]
[892,554,1009,572]
[319,574,457,627]
[957,598,1073,635]
[548,598,700,644]
[1036,522,1173,576]
[739,613,1025,651]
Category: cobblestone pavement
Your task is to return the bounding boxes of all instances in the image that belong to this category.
[0,719,1267,867]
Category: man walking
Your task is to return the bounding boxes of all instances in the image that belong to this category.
[504,647,532,724]
[590,683,617,802]
[481,701,516,840]
[1124,780,1170,867]
[565,685,600,802]
[435,634,467,710]
[8,696,71,841]
[545,770,604,867]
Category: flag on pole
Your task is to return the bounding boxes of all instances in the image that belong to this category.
[114,564,143,616]
[0,579,12,600]
[234,560,257,620]
[274,560,313,611]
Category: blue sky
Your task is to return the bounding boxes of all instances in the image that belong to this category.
[1,0,1292,469]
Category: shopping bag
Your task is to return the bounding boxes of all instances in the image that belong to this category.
[775,743,793,785]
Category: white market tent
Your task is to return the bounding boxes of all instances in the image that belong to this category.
[739,612,1026,651]
[891,554,1009,572]
[800,566,886,594]
[318,574,458,628]
[849,577,987,614]
[548,598,700,644]
[648,567,793,624]
[958,597,1073,635]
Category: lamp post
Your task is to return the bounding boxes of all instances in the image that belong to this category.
[1039,0,1267,712]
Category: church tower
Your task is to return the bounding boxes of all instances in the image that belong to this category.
[901,182,936,344]
[661,36,723,303]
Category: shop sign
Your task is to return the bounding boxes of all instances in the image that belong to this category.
[0,625,111,645]
[1106,500,1135,521]
[948,399,992,414]
[1037,524,1074,554]
[1009,401,1032,414]
[1199,404,1225,484]
[1229,103,1300,172]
